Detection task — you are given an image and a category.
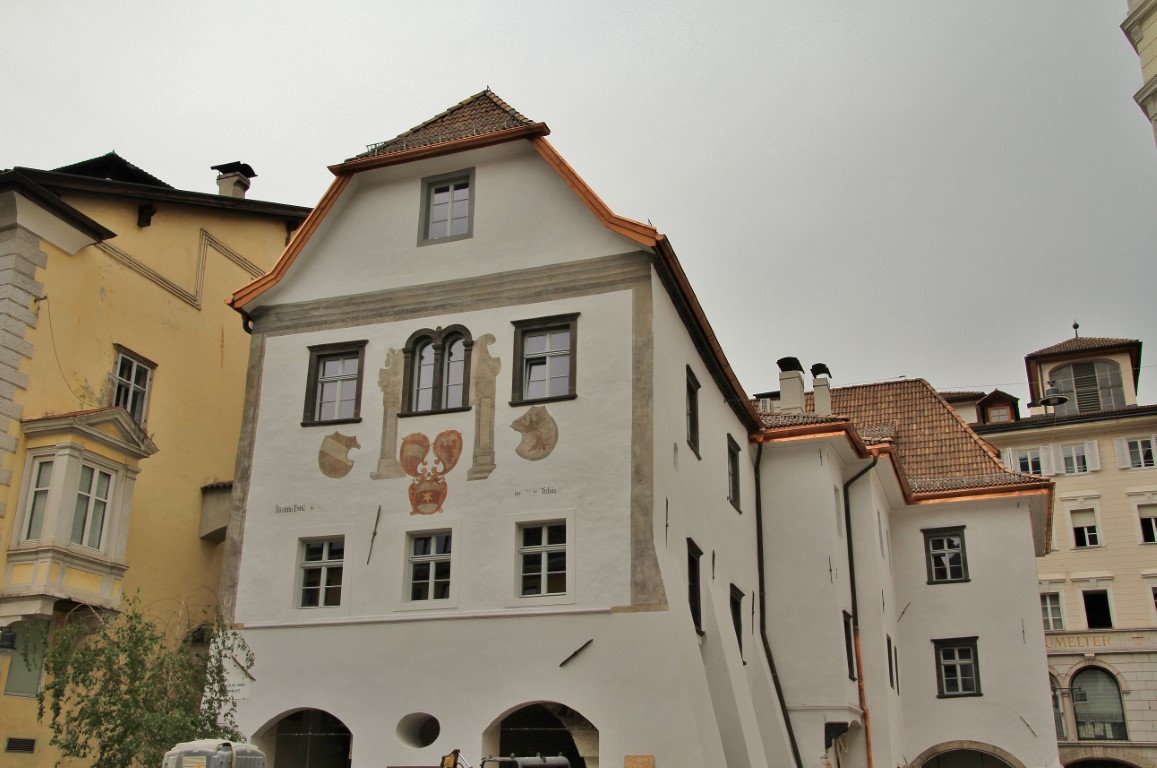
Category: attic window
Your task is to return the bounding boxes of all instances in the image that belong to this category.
[419,169,475,246]
[986,406,1011,423]
[1050,361,1124,415]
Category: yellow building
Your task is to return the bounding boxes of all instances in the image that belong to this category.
[1124,0,1157,144]
[0,154,308,763]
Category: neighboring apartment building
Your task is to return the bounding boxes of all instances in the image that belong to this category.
[221,91,1061,768]
[952,334,1157,768]
[0,155,308,764]
[1123,0,1157,145]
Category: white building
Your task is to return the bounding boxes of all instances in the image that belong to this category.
[221,91,1062,768]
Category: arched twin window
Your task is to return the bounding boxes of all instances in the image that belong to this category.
[403,326,473,413]
[1050,361,1125,415]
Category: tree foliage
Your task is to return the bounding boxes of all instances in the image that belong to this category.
[34,595,254,768]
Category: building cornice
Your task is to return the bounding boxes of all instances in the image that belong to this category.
[1122,0,1157,53]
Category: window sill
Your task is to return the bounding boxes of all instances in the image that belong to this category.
[398,406,471,418]
[937,692,983,699]
[301,417,362,428]
[510,393,577,407]
[926,578,971,585]
[418,232,473,248]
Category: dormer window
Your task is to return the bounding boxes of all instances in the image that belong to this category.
[1050,361,1125,415]
[986,406,1011,423]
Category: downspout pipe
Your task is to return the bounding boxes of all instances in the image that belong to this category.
[843,455,878,768]
[755,442,804,768]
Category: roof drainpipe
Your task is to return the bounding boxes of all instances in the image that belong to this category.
[843,455,878,768]
[754,441,804,768]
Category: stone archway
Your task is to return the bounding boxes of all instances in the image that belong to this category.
[482,702,598,768]
[912,741,1025,768]
[253,708,352,768]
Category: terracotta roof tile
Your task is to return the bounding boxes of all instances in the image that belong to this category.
[940,391,986,403]
[52,152,173,189]
[356,90,535,160]
[1026,336,1139,358]
[759,380,1042,493]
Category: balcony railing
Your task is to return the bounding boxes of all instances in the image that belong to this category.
[1075,712,1128,741]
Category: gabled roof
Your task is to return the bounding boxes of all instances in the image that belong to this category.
[760,380,1048,497]
[939,390,986,404]
[1026,336,1140,358]
[355,90,536,160]
[53,152,173,188]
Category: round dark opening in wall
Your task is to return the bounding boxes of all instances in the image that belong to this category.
[397,712,441,748]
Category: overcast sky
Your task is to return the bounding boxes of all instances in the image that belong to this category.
[4,1,1154,406]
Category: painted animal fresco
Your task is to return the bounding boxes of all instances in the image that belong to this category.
[511,405,558,460]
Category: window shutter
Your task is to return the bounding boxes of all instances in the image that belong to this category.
[1115,438,1130,469]
[1049,445,1065,476]
[102,372,117,407]
[1085,441,1101,472]
[1040,446,1055,476]
[1000,448,1013,468]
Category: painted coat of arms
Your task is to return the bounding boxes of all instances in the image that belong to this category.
[318,432,360,478]
[400,430,463,515]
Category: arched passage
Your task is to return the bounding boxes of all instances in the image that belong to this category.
[253,708,352,768]
[912,741,1024,768]
[482,702,598,768]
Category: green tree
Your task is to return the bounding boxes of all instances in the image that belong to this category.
[34,595,254,768]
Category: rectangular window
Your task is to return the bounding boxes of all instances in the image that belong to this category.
[1015,448,1042,475]
[409,531,452,601]
[987,406,1011,423]
[1139,504,1157,544]
[1083,590,1113,629]
[686,367,700,455]
[302,341,367,425]
[22,459,53,540]
[843,611,856,680]
[688,539,703,635]
[729,585,744,654]
[511,314,578,404]
[3,619,48,697]
[1062,444,1089,475]
[1041,592,1064,631]
[1071,509,1100,548]
[923,526,968,583]
[419,169,475,245]
[111,347,155,425]
[71,464,112,549]
[727,435,741,511]
[299,538,344,608]
[934,637,980,697]
[1126,437,1156,469]
[519,522,566,597]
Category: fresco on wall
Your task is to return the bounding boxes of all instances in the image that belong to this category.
[401,430,463,515]
[512,406,558,461]
[371,347,406,479]
[468,333,501,480]
[319,432,360,478]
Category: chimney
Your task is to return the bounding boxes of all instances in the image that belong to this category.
[811,363,832,415]
[776,356,805,414]
[210,162,257,199]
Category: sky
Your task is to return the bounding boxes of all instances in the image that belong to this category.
[4,1,1155,406]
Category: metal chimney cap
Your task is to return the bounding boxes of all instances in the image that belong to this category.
[810,363,832,379]
[776,356,804,373]
[210,161,257,179]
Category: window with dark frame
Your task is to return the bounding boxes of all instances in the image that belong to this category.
[688,539,704,635]
[922,526,968,583]
[727,435,741,511]
[1083,590,1113,629]
[1140,504,1157,543]
[302,341,367,425]
[511,314,578,404]
[111,346,155,425]
[402,326,473,414]
[419,169,475,245]
[409,531,452,601]
[686,366,701,455]
[299,538,344,608]
[729,585,744,654]
[934,637,980,697]
[842,611,856,680]
[519,522,567,597]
